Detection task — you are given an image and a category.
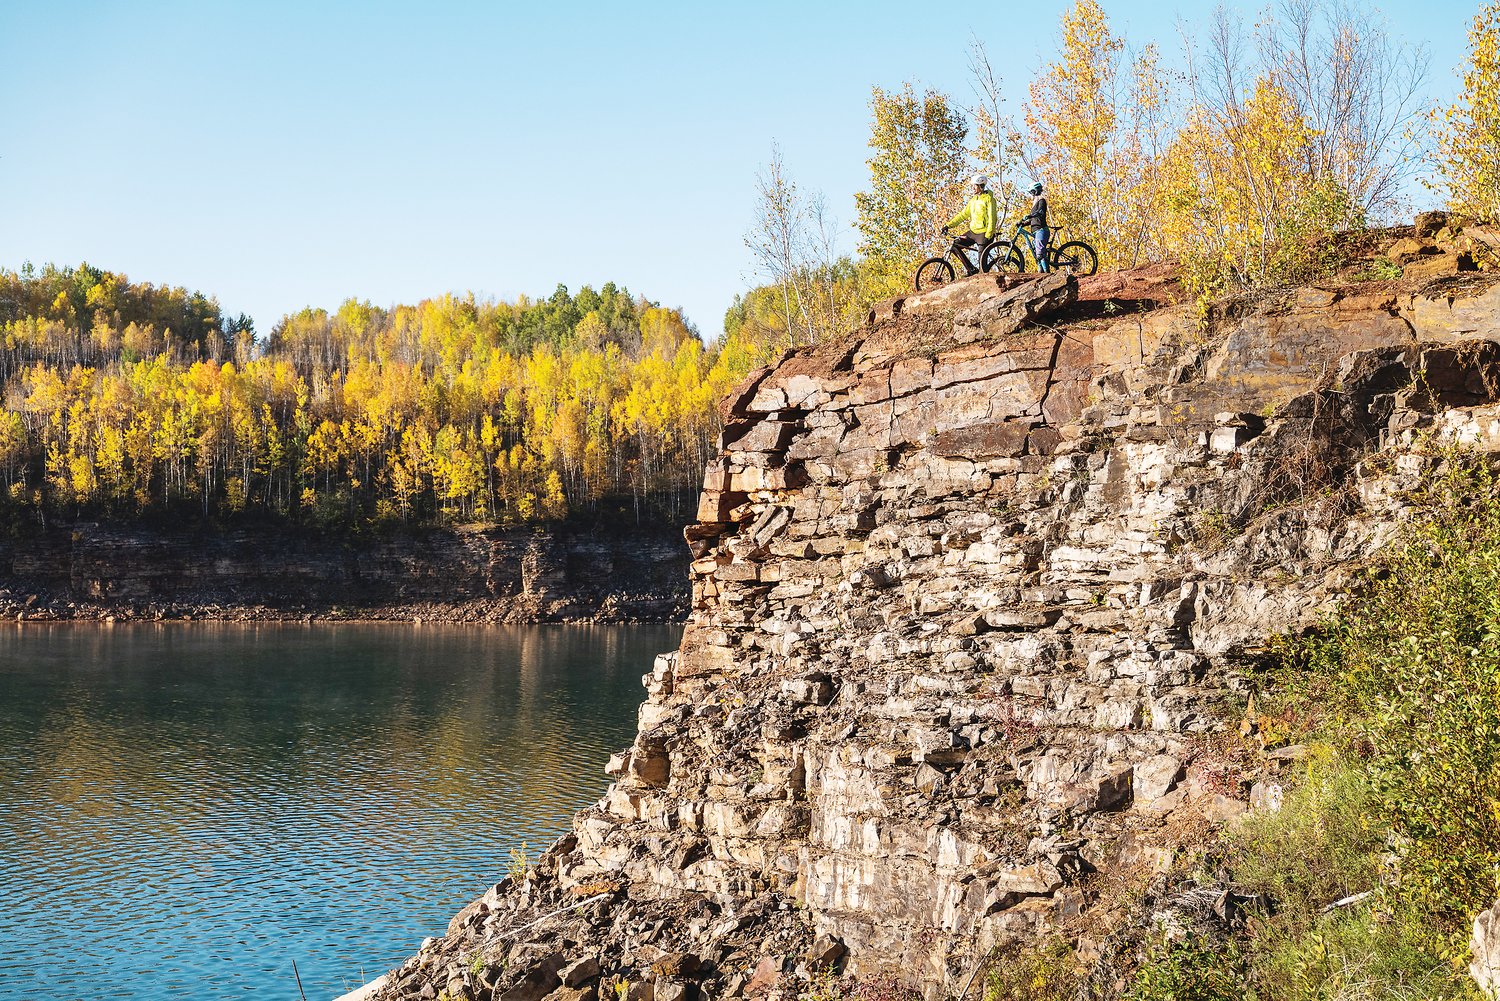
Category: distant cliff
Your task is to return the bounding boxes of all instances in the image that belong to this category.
[363,253,1500,1001]
[0,520,688,622]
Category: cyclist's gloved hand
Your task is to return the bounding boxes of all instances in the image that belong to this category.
[941,225,949,235]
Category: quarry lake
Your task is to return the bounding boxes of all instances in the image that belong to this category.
[0,622,678,1001]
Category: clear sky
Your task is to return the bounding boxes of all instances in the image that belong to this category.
[0,0,1480,339]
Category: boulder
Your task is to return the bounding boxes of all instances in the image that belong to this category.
[1475,900,1500,998]
[542,989,597,1001]
[745,956,782,996]
[1415,210,1450,237]
[1134,755,1184,802]
[560,957,601,988]
[1404,251,1476,279]
[803,935,848,969]
[1387,236,1439,263]
[500,955,569,1001]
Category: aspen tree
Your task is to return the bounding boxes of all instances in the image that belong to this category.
[1433,1,1500,220]
[854,83,969,300]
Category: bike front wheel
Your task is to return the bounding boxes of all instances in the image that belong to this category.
[982,241,1025,274]
[1050,241,1099,276]
[914,257,956,291]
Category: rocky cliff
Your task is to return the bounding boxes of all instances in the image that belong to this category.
[0,521,687,622]
[366,262,1500,1001]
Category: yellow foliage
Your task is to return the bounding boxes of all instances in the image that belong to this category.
[0,274,754,525]
[1432,1,1500,220]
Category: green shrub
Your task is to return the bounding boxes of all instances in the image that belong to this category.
[1301,457,1500,931]
[1126,933,1244,1001]
[1219,453,1500,1000]
[969,456,1500,1000]
[1245,908,1480,1001]
[982,938,1081,1001]
[1227,748,1385,930]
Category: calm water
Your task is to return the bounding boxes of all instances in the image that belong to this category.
[0,623,677,1001]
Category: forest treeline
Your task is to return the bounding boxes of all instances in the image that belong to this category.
[0,263,772,529]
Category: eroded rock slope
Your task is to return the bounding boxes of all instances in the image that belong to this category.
[370,267,1500,1001]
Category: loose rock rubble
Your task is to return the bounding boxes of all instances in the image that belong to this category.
[1383,209,1500,278]
[371,262,1500,1001]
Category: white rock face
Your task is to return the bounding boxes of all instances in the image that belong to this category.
[1474,900,1500,999]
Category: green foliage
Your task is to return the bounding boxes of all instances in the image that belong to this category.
[801,968,844,1001]
[796,972,921,1001]
[507,843,530,881]
[1015,452,1500,1001]
[1227,749,1384,925]
[1247,909,1478,1001]
[982,938,1081,1001]
[1126,933,1244,1001]
[1302,456,1500,928]
[1178,181,1363,308]
[723,256,866,353]
[1349,257,1405,282]
[0,262,241,375]
[1222,751,1479,999]
[1430,2,1500,222]
[853,83,968,301]
[1204,452,1500,1000]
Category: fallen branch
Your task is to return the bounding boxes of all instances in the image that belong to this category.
[1321,890,1374,914]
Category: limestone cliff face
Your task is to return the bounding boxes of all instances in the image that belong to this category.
[371,269,1500,1001]
[0,521,687,622]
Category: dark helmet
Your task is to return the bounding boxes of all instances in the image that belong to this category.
[1029,182,1044,195]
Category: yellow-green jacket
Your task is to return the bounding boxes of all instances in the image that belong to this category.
[948,191,998,239]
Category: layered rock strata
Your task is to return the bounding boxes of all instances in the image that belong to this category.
[0,521,687,622]
[371,268,1500,1001]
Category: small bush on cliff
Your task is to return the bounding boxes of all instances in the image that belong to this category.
[1126,932,1244,1001]
[799,971,922,1001]
[1226,753,1476,999]
[982,938,1081,1001]
[1227,748,1384,923]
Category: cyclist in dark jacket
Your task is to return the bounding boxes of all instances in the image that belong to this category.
[1023,182,1050,272]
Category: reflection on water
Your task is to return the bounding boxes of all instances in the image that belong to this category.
[0,623,676,1000]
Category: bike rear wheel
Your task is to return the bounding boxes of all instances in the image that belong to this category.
[982,241,1025,274]
[1050,241,1098,276]
[914,257,956,291]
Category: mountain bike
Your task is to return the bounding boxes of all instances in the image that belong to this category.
[913,231,996,291]
[983,222,1099,276]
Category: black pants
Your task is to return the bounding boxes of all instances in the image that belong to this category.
[953,231,992,273]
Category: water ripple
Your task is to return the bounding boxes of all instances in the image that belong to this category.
[0,622,677,1001]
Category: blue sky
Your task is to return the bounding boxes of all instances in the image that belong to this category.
[0,0,1479,339]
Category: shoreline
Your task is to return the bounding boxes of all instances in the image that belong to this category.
[0,595,689,625]
[0,519,691,626]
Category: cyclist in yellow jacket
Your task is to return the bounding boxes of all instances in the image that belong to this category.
[943,174,998,275]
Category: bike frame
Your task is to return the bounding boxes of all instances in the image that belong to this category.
[1009,222,1047,269]
[944,238,988,273]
